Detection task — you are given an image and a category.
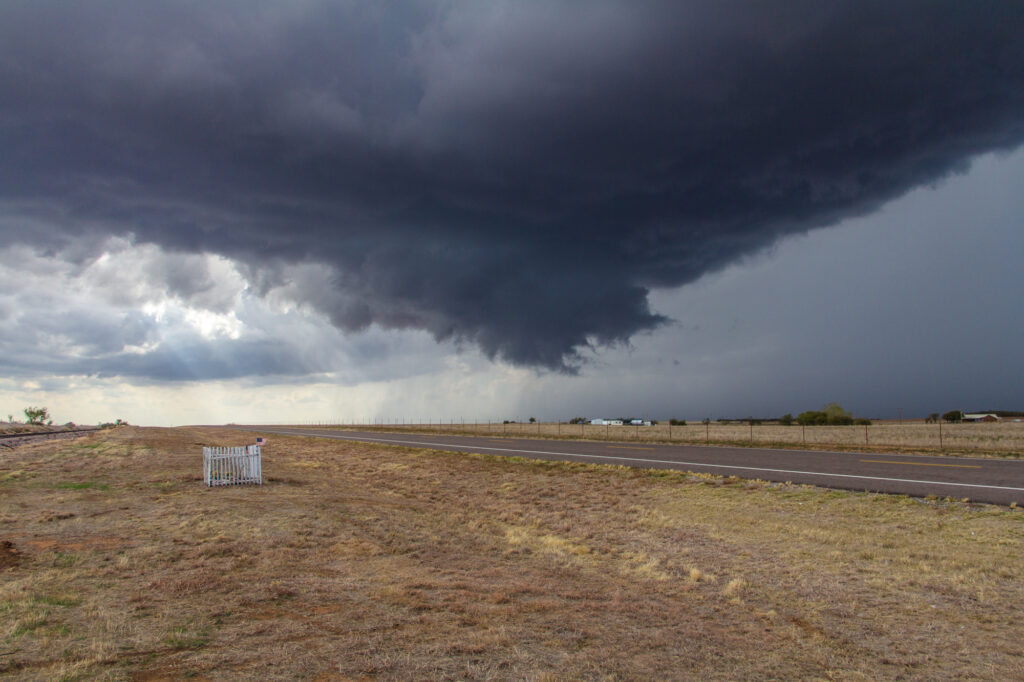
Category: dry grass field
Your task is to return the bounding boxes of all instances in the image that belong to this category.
[0,424,66,436]
[314,420,1024,457]
[1,426,1023,680]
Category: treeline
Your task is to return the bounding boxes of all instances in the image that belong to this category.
[789,403,871,426]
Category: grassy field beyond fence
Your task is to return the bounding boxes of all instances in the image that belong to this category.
[292,420,1024,456]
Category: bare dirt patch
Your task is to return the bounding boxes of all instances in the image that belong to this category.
[0,426,1021,680]
[0,541,19,569]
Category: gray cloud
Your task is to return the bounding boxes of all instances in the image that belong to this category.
[2,1,1023,373]
[0,242,462,386]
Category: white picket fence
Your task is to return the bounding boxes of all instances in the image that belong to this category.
[203,445,262,487]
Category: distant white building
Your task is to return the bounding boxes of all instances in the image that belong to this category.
[962,413,1001,422]
[592,419,624,425]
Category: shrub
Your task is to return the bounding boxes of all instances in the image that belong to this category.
[669,418,686,426]
[942,410,962,423]
[24,406,49,425]
[779,413,794,426]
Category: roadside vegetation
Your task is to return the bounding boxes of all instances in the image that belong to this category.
[1,408,128,436]
[0,427,1022,679]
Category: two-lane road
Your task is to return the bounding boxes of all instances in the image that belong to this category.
[243,427,1024,506]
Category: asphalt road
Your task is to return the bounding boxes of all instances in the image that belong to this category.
[244,427,1024,506]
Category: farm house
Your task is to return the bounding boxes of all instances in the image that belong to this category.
[962,413,1001,422]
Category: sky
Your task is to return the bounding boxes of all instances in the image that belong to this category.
[1,1,1022,426]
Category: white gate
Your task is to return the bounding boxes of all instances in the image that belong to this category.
[203,445,262,486]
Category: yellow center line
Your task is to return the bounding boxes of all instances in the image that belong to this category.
[860,459,982,469]
[607,445,656,451]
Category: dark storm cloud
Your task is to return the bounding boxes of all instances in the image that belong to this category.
[2,1,1023,372]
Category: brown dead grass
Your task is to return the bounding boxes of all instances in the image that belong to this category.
[0,426,1022,680]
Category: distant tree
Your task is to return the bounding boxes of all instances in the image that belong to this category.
[779,413,794,426]
[796,411,826,426]
[942,410,962,423]
[569,417,586,424]
[747,417,762,426]
[24,406,49,425]
[528,417,536,423]
[669,418,686,426]
[822,402,854,425]
[925,413,940,424]
[799,403,855,426]
[854,418,872,426]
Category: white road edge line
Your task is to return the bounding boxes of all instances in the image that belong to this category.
[265,430,1024,493]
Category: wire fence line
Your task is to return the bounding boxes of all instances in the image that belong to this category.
[259,420,1024,455]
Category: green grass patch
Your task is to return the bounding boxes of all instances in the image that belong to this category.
[33,594,81,607]
[51,552,79,568]
[54,481,108,491]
